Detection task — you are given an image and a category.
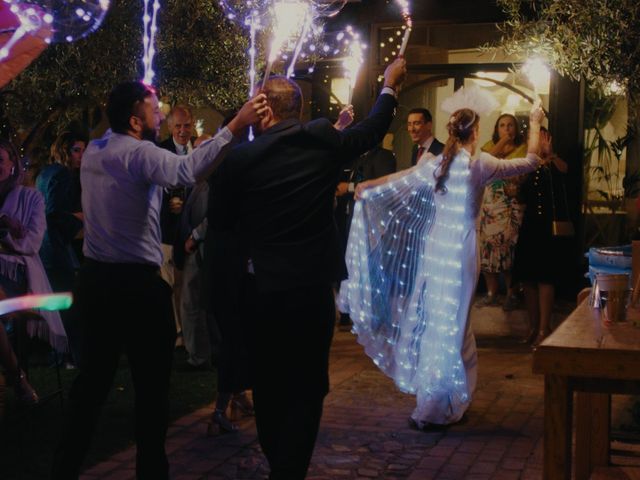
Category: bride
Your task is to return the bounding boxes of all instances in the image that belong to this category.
[340,88,546,429]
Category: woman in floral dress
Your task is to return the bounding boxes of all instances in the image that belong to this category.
[477,114,527,310]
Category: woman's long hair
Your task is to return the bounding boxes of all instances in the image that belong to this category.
[434,108,479,193]
[0,138,24,198]
[50,131,88,169]
[490,113,524,146]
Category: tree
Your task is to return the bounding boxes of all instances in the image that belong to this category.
[1,0,250,152]
[156,0,254,112]
[496,0,640,106]
[496,0,640,234]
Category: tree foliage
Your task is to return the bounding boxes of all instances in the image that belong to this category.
[496,0,640,104]
[1,0,251,148]
[156,0,255,112]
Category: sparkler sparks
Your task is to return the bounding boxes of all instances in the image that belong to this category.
[396,0,412,56]
[343,25,364,104]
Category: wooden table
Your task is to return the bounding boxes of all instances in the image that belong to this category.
[532,299,640,480]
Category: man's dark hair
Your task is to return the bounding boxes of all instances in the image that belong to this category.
[106,81,155,134]
[408,108,432,123]
[262,76,303,122]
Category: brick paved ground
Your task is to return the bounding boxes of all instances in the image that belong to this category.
[80,304,554,480]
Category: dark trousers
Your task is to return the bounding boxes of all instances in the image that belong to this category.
[250,284,335,480]
[52,260,176,480]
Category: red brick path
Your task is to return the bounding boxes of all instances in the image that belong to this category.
[80,324,546,480]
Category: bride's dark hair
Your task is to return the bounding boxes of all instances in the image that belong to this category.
[434,108,479,193]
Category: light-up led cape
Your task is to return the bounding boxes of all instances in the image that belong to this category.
[340,86,541,426]
[339,149,478,425]
[340,143,542,426]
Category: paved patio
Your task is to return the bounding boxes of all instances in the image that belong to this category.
[79,304,559,480]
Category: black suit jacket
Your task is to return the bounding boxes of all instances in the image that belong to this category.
[158,136,196,245]
[410,137,445,165]
[209,93,397,292]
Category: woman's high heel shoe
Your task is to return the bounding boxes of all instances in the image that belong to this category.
[207,410,238,436]
[230,393,254,420]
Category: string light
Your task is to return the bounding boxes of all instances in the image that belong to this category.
[141,0,160,85]
[339,149,474,424]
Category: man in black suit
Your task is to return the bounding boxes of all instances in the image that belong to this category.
[208,58,406,479]
[158,104,196,344]
[408,107,444,165]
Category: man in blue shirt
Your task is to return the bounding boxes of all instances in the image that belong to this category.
[52,81,266,480]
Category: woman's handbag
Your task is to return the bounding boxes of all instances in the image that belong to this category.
[548,165,575,237]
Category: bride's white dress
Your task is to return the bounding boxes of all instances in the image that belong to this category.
[339,148,538,426]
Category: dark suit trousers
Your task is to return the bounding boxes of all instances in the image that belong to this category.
[249,283,335,480]
[52,260,176,480]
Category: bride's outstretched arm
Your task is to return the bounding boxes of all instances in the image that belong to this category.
[527,100,545,155]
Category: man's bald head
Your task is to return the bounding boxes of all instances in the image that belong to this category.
[262,76,303,122]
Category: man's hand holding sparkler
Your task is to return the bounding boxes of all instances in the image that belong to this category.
[227,93,269,136]
[383,57,407,92]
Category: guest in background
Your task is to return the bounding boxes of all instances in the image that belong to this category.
[174,133,216,370]
[477,113,528,310]
[0,138,67,404]
[37,130,86,289]
[513,127,569,345]
[199,120,255,434]
[407,108,444,166]
[159,104,196,345]
[36,130,86,363]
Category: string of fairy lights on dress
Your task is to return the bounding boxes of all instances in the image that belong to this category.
[339,150,473,421]
[0,0,110,60]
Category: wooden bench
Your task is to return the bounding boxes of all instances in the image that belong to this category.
[533,299,640,480]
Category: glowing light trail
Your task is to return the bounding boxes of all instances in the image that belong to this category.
[0,293,72,316]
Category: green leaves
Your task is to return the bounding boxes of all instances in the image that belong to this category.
[496,0,640,111]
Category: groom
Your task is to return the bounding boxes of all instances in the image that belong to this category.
[207,58,406,479]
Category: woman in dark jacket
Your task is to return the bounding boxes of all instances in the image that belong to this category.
[512,127,570,345]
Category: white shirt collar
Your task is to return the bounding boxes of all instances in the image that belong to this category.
[172,137,192,155]
[420,136,435,152]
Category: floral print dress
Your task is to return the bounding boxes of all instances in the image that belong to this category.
[478,141,528,273]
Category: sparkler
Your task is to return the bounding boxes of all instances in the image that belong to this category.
[286,10,313,78]
[262,0,311,88]
[342,26,364,105]
[522,57,550,98]
[219,1,349,89]
[396,0,412,56]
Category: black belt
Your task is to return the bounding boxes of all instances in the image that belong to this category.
[84,258,159,275]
